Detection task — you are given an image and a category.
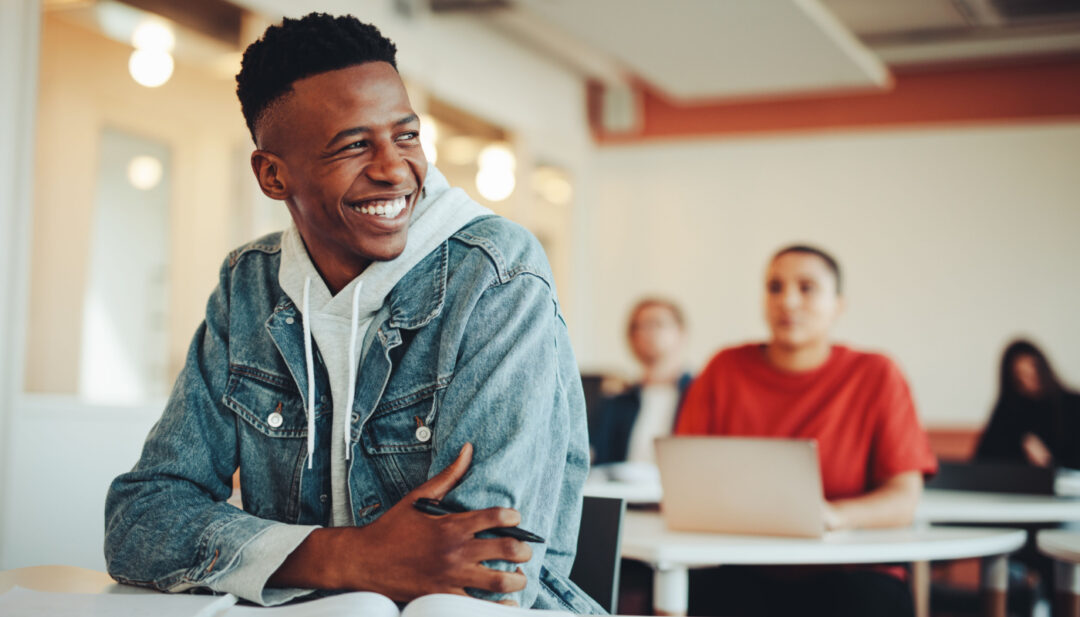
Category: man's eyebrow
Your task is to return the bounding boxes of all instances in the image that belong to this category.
[324,114,420,149]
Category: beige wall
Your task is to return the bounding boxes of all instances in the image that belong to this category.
[26,14,251,394]
[578,122,1080,427]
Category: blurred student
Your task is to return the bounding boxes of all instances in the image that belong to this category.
[591,298,692,466]
[675,245,937,617]
[975,339,1080,470]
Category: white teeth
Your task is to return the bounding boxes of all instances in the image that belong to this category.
[353,196,407,218]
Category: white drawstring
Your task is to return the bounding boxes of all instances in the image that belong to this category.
[345,281,364,460]
[302,276,315,469]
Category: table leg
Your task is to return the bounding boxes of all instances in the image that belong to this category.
[1055,561,1080,617]
[652,564,689,616]
[980,555,1008,617]
[912,560,930,617]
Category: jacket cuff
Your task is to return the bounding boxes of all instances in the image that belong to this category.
[204,520,320,605]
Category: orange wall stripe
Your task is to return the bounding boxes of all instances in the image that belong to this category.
[588,56,1080,143]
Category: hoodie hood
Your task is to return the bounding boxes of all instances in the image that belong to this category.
[276,165,491,525]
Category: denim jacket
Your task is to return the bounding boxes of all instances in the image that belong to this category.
[104,216,602,613]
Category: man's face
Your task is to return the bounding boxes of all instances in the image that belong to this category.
[763,252,842,350]
[257,61,427,288]
[628,304,684,367]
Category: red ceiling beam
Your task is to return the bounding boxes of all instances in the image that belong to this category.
[587,55,1080,143]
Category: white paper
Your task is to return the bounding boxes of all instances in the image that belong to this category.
[0,586,574,617]
[0,586,221,617]
[402,593,575,617]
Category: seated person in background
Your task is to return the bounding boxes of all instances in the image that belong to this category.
[591,297,692,466]
[975,339,1080,470]
[104,13,599,613]
[676,244,938,617]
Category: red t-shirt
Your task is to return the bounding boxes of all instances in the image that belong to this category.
[675,344,937,581]
[676,343,938,500]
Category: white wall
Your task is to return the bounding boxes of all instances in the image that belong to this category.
[0,0,41,570]
[577,122,1080,427]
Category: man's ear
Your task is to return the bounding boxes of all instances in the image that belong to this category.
[251,150,291,200]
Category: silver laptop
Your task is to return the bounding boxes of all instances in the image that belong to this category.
[655,436,826,538]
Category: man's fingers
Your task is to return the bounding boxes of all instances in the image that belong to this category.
[461,537,533,564]
[453,506,521,534]
[472,566,527,595]
[413,443,473,500]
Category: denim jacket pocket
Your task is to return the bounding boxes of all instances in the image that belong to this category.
[362,391,439,501]
[222,366,314,438]
[362,390,438,454]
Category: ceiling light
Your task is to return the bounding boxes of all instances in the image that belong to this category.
[420,114,439,164]
[128,49,174,88]
[476,143,516,201]
[131,20,175,52]
[476,167,515,202]
[127,155,163,190]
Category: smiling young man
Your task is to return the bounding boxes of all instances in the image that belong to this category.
[675,245,937,617]
[104,13,599,613]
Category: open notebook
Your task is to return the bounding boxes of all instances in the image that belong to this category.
[0,587,580,617]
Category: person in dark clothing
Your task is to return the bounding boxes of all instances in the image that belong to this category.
[973,339,1080,616]
[976,339,1080,470]
[591,297,692,466]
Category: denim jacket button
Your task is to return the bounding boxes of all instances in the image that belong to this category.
[285,317,295,325]
[267,412,283,428]
[415,426,432,442]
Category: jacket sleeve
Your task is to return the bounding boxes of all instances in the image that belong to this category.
[428,270,593,610]
[103,261,317,605]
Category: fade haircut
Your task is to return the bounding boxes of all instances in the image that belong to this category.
[771,244,843,295]
[236,12,398,143]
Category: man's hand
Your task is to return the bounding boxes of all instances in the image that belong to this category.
[269,443,531,602]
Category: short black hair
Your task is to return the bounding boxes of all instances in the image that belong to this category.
[771,244,842,294]
[236,12,398,143]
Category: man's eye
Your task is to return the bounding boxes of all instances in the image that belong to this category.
[342,141,368,152]
[800,283,817,293]
[396,131,419,142]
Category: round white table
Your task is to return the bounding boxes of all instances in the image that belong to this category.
[1037,530,1080,617]
[621,510,1026,616]
[917,490,1080,523]
[914,489,1080,617]
[583,478,662,504]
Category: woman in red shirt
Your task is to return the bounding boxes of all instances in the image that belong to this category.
[676,245,937,617]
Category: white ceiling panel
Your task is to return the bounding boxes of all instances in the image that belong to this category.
[514,0,890,100]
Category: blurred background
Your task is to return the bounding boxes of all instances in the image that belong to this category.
[0,0,1078,578]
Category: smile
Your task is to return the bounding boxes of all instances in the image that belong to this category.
[348,195,407,219]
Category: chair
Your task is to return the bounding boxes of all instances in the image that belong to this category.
[569,495,627,614]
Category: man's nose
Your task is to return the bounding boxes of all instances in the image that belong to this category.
[366,145,409,185]
[781,286,801,308]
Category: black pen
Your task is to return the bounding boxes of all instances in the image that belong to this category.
[413,497,546,543]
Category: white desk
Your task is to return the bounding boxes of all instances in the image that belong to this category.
[918,489,1080,523]
[1036,530,1080,617]
[914,489,1080,617]
[0,565,146,595]
[621,510,1026,617]
[582,478,661,504]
